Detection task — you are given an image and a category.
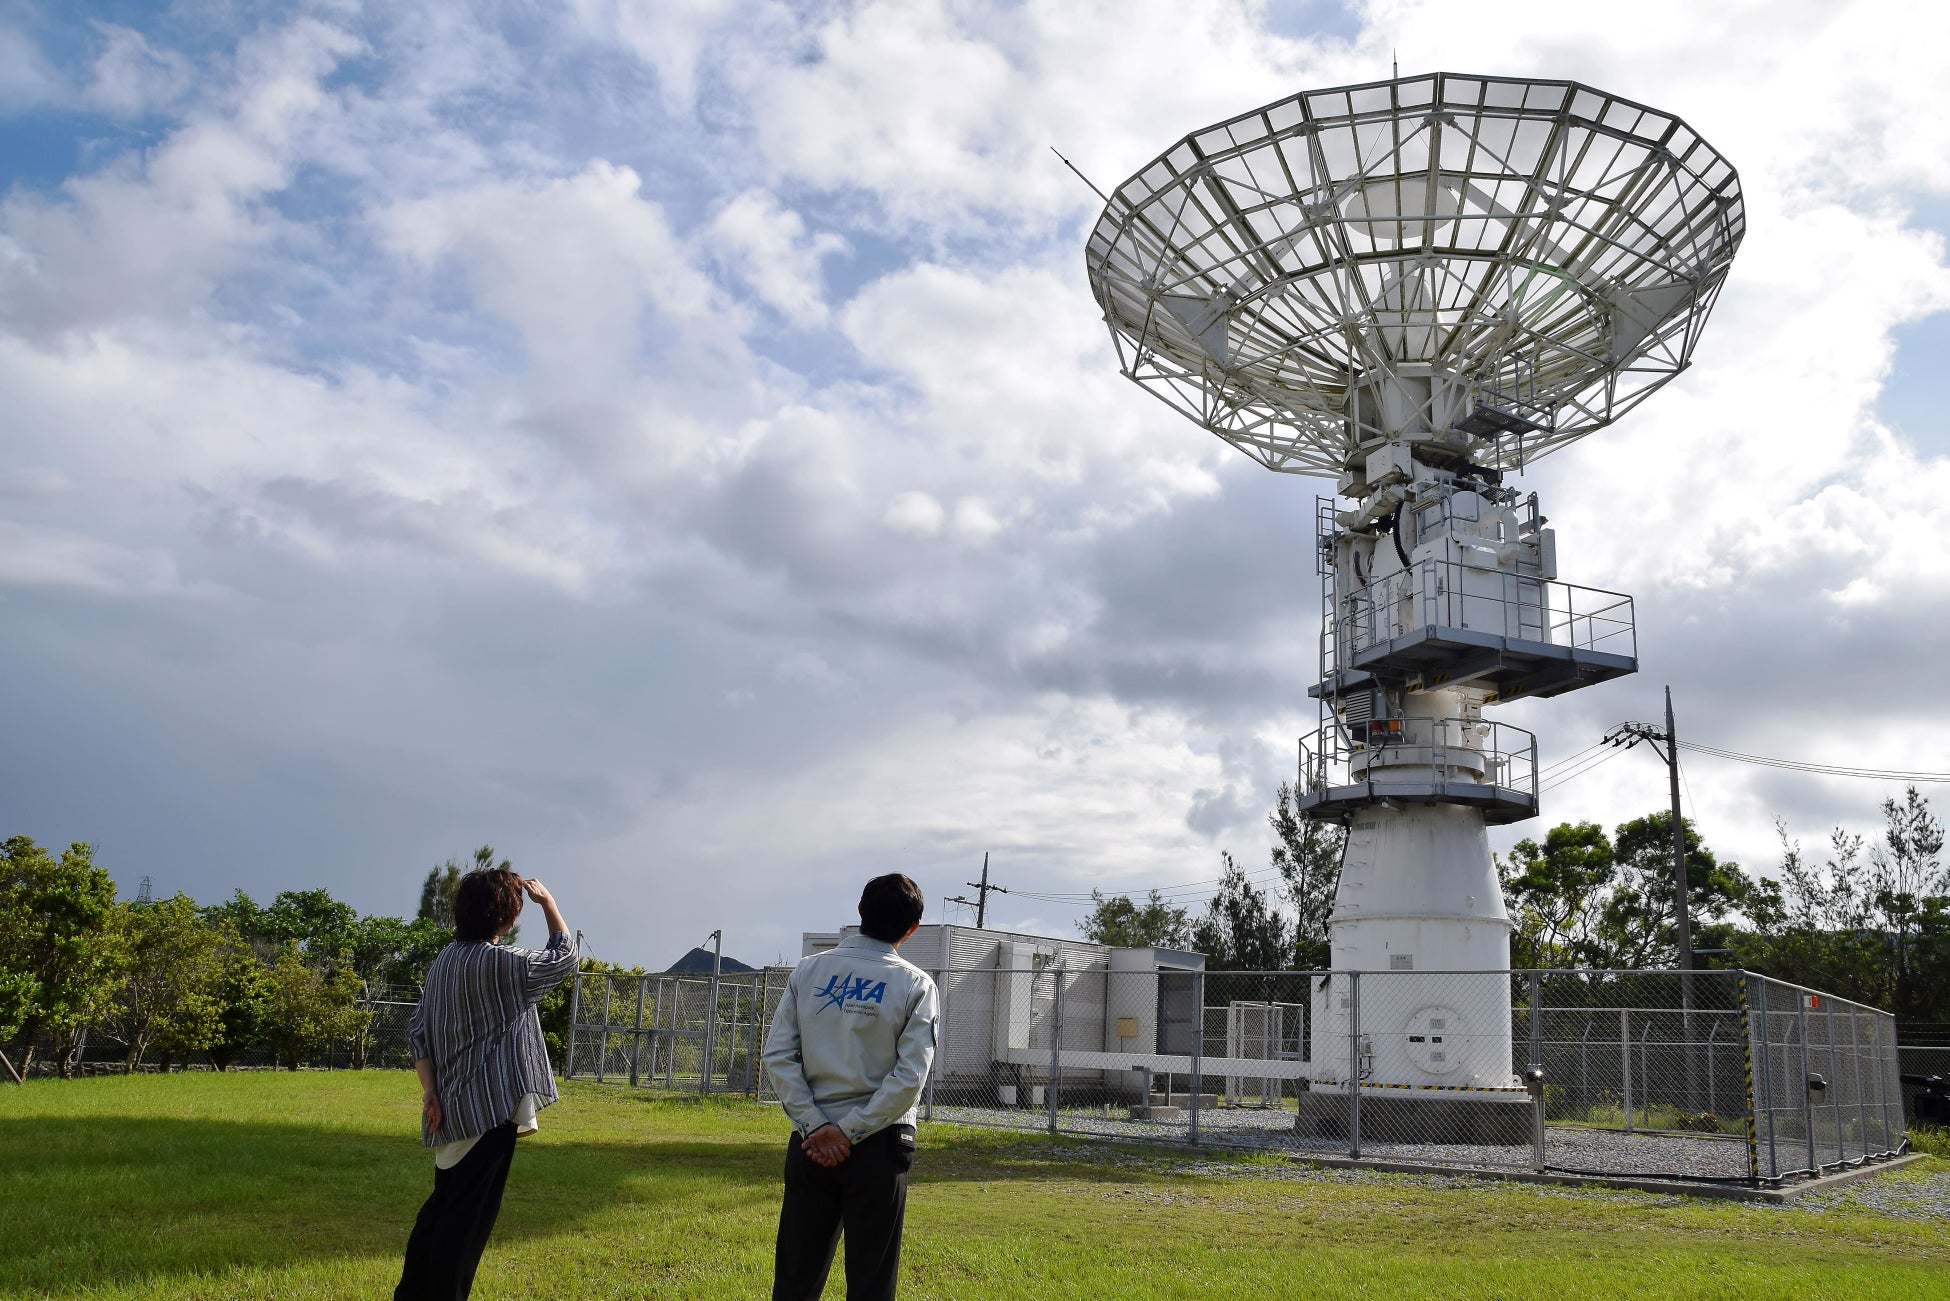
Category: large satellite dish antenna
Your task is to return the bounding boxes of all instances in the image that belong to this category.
[1084,73,1743,1140]
[1087,72,1742,475]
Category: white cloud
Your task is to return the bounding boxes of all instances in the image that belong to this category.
[951,496,1002,542]
[0,18,360,337]
[82,22,193,117]
[0,23,60,109]
[774,649,856,695]
[0,519,184,594]
[883,490,944,536]
[705,190,847,327]
[378,161,724,389]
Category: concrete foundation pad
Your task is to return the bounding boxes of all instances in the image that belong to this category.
[1295,1091,1531,1145]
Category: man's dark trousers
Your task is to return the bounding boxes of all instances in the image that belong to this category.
[396,1121,518,1300]
[773,1124,916,1301]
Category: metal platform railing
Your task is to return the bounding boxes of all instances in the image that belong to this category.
[1324,557,1636,682]
[1297,716,1537,823]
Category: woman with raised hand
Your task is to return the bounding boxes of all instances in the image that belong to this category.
[396,868,577,1300]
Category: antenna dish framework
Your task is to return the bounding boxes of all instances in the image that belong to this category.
[1086,72,1743,476]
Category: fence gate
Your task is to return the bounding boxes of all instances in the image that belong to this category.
[564,967,790,1095]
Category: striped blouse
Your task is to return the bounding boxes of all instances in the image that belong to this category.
[408,930,579,1146]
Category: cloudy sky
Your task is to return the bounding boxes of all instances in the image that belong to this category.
[2,0,1946,969]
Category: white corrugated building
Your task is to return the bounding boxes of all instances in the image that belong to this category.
[800,924,1205,1103]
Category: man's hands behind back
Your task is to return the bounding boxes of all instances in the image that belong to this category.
[803,1123,852,1167]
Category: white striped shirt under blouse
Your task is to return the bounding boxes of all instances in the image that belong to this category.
[409,930,578,1149]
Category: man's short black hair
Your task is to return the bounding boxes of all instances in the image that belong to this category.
[858,873,924,943]
[454,868,523,943]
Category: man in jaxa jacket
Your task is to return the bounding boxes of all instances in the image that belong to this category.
[763,874,940,1301]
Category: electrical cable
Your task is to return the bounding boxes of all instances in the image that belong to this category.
[1540,739,1605,770]
[1537,740,1608,781]
[1389,502,1411,568]
[1676,751,1700,824]
[1676,741,1950,783]
[1540,744,1623,791]
[1540,742,1629,794]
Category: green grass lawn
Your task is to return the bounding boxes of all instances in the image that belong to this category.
[2,1071,1944,1299]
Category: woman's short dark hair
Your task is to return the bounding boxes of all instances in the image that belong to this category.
[858,873,924,942]
[454,868,524,943]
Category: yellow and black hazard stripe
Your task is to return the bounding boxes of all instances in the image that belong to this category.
[1737,975,1761,1184]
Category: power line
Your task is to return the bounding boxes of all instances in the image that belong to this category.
[1676,740,1950,783]
[1016,728,1950,930]
[1540,743,1629,794]
[1538,740,1608,780]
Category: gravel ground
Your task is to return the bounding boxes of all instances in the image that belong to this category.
[1790,1165,1950,1221]
[932,1104,1919,1189]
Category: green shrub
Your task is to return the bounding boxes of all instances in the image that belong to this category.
[1908,1124,1949,1157]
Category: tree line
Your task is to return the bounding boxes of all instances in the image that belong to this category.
[1078,784,1950,1021]
[0,841,515,1078]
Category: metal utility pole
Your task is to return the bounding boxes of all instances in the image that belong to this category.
[1663,687,1693,973]
[947,853,1008,930]
[701,929,723,1093]
[1605,686,1694,970]
[1607,688,1699,1110]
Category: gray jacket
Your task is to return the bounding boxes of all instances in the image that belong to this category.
[762,934,939,1142]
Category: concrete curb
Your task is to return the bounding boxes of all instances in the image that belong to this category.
[1274,1149,1930,1203]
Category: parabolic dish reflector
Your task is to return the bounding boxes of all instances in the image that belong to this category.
[1085,72,1745,475]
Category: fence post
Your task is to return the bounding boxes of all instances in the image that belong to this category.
[750,973,767,1099]
[1620,1009,1632,1133]
[926,967,944,1122]
[1527,971,1545,1171]
[703,964,722,1095]
[1347,971,1360,1161]
[1873,1013,1897,1157]
[1527,971,1543,1073]
[630,975,646,1087]
[1796,994,1816,1173]
[1048,968,1062,1136]
[598,979,612,1083]
[564,970,581,1079]
[1190,968,1206,1147]
[662,978,676,1090]
[1843,1005,1868,1161]
[1736,974,1759,1185]
[1879,1014,1895,1154]
[1822,998,1842,1167]
[1754,978,1778,1180]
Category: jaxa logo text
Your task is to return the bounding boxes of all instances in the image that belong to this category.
[815,973,887,1014]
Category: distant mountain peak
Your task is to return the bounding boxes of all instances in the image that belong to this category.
[665,946,755,975]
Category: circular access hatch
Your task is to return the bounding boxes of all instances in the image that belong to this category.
[1404,1005,1467,1075]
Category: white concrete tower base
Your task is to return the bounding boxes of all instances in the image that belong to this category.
[1308,800,1519,1095]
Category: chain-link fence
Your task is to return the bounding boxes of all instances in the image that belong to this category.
[1897,1022,1950,1129]
[563,968,791,1094]
[9,986,421,1077]
[1747,976,1907,1180]
[678,961,1905,1189]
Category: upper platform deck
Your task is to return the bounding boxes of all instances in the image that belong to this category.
[1318,557,1636,704]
